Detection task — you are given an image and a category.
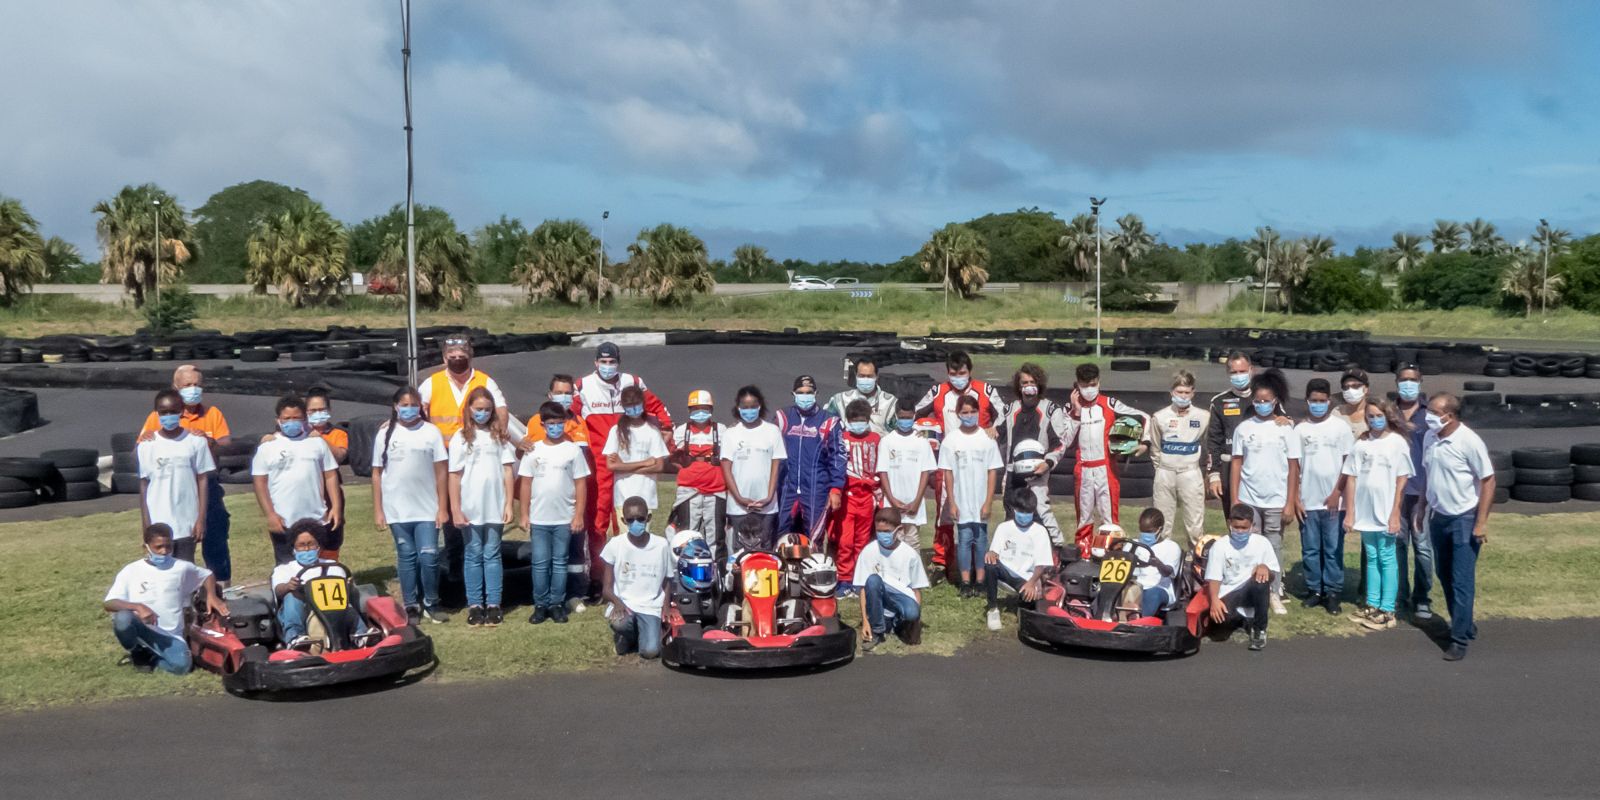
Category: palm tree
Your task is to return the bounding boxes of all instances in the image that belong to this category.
[731,243,775,281]
[1275,239,1311,314]
[93,184,196,307]
[1108,213,1154,274]
[1531,221,1573,259]
[1388,232,1426,273]
[244,200,350,307]
[515,219,613,305]
[1057,214,1098,278]
[623,224,715,306]
[41,236,83,281]
[1244,227,1282,304]
[1465,218,1505,256]
[1501,246,1562,317]
[918,223,989,301]
[373,211,475,308]
[1304,234,1336,263]
[0,197,48,306]
[1430,220,1465,254]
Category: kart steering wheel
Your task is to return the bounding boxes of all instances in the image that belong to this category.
[1115,539,1159,568]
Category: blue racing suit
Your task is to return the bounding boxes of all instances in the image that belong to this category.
[774,405,846,538]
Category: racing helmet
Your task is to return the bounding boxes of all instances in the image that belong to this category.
[1010,438,1047,474]
[776,533,811,561]
[676,538,716,592]
[670,529,705,555]
[1108,416,1145,455]
[1090,522,1125,558]
[800,553,838,597]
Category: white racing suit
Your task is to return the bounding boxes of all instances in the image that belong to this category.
[998,399,1075,546]
[1143,405,1212,545]
[1068,392,1149,546]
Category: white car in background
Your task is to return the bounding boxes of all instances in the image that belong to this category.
[825,277,859,287]
[789,276,832,291]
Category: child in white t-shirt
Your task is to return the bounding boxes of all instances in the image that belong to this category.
[937,394,1003,598]
[1130,508,1183,618]
[1294,378,1355,615]
[103,524,226,674]
[251,395,341,566]
[448,387,518,628]
[854,508,931,650]
[602,385,669,521]
[137,389,217,564]
[878,399,937,538]
[519,401,592,625]
[600,496,674,660]
[370,387,450,624]
[983,488,1054,631]
[1205,505,1282,651]
[1342,400,1416,632]
[1228,374,1300,610]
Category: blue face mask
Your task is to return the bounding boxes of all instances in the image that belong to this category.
[949,374,970,390]
[689,410,712,425]
[958,412,979,428]
[1229,373,1251,391]
[550,393,573,410]
[396,405,421,423]
[1139,531,1159,546]
[1014,512,1034,528]
[308,411,331,427]
[294,548,320,567]
[895,417,915,433]
[627,519,648,537]
[158,412,182,431]
[623,404,644,418]
[1253,401,1275,418]
[1308,400,1330,418]
[278,419,306,439]
[1171,395,1191,409]
[1398,380,1421,401]
[146,546,174,569]
[856,377,877,394]
[739,407,761,424]
[178,386,203,405]
[876,530,897,551]
[1229,531,1252,549]
[794,393,816,410]
[544,422,566,440]
[847,421,869,435]
[1368,415,1388,432]
[471,409,492,425]
[597,363,619,380]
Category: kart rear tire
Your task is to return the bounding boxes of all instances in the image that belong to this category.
[1461,380,1495,392]
[1570,443,1600,466]
[1510,484,1571,503]
[1512,447,1569,470]
[39,448,100,468]
[1572,483,1600,502]
[0,489,39,509]
[55,465,100,483]
[1110,359,1151,372]
[1514,467,1573,486]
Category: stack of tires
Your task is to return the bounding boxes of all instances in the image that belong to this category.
[1116,453,1155,499]
[215,437,259,485]
[1571,444,1600,502]
[0,450,101,508]
[39,449,101,501]
[1490,452,1513,504]
[1509,448,1573,504]
[1047,450,1075,501]
[110,433,142,494]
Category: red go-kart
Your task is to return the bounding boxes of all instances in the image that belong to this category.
[1018,534,1210,656]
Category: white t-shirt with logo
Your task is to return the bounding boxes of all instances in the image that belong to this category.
[137,430,216,540]
[1203,533,1281,597]
[1295,416,1355,510]
[937,427,1004,524]
[1135,538,1184,603]
[987,519,1053,579]
[104,558,212,638]
[370,421,449,523]
[1342,433,1416,532]
[720,421,787,516]
[448,431,517,526]
[878,431,936,525]
[851,542,930,600]
[602,423,670,510]
[600,533,673,616]
[252,435,338,527]
[517,439,593,526]
[1231,416,1303,508]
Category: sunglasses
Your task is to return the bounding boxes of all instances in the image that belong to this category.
[623,516,649,525]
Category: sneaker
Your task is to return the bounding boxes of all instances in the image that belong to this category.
[1360,611,1398,631]
[1325,596,1343,616]
[986,607,1002,631]
[1442,644,1467,662]
[466,606,485,627]
[406,606,422,626]
[929,565,947,586]
[528,606,548,625]
[835,585,856,599]
[1301,593,1325,610]
[568,597,587,614]
[286,634,317,651]
[485,606,504,626]
[1269,594,1288,616]
[550,605,569,624]
[1414,603,1434,621]
[422,606,450,624]
[1248,629,1267,651]
[1348,607,1376,624]
[862,632,886,652]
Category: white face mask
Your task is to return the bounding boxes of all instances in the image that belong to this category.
[1078,385,1099,402]
[1425,412,1445,433]
[1343,387,1367,405]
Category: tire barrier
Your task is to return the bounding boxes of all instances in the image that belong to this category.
[0,388,42,437]
[0,364,406,406]
[1496,444,1600,505]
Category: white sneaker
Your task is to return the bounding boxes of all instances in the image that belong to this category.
[986,608,1002,631]
[568,598,587,614]
[1269,594,1288,616]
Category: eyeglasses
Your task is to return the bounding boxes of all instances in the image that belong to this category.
[443,337,469,346]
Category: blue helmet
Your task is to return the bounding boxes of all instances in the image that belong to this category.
[677,538,715,592]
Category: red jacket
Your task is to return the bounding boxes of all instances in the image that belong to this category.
[571,371,672,457]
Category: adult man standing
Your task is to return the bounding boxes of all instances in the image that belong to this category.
[1206,352,1259,515]
[1393,365,1435,619]
[418,335,508,445]
[826,355,899,434]
[775,375,845,538]
[1421,393,1494,661]
[915,351,1004,578]
[139,364,233,586]
[1066,363,1148,546]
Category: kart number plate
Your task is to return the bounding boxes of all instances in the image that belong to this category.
[744,567,780,599]
[309,577,348,611]
[1098,558,1132,584]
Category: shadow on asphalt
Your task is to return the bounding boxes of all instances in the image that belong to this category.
[226,656,440,704]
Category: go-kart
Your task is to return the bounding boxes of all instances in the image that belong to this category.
[188,561,435,693]
[1017,533,1209,656]
[663,533,856,670]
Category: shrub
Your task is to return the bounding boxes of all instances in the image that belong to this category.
[141,285,198,334]
[1292,258,1390,313]
[1397,252,1505,309]
[1557,234,1600,312]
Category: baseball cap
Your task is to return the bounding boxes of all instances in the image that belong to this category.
[793,375,817,391]
[596,342,621,360]
[687,390,714,407]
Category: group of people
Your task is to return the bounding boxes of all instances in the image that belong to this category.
[104,336,1496,674]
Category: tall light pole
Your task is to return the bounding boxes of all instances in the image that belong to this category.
[152,198,161,303]
[400,0,419,386]
[1090,196,1106,358]
[1539,218,1550,315]
[599,209,609,288]
[1261,225,1273,314]
[943,249,951,314]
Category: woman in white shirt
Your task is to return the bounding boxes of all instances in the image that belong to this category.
[448,387,517,627]
[1342,399,1415,632]
[602,385,668,527]
[720,386,786,551]
[371,387,450,624]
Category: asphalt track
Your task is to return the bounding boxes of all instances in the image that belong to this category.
[1,618,1594,799]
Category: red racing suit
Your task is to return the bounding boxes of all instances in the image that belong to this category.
[1067,391,1147,546]
[830,429,881,584]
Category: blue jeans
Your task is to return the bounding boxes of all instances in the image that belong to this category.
[203,479,231,582]
[1430,510,1481,648]
[389,521,441,610]
[529,523,570,609]
[1299,508,1345,597]
[1139,584,1170,617]
[277,592,368,641]
[462,523,505,608]
[955,522,989,577]
[1361,530,1399,613]
[112,610,191,674]
[1396,493,1435,608]
[609,610,662,659]
[862,573,921,637]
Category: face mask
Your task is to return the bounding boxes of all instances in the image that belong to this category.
[396,405,421,423]
[1425,412,1444,433]
[1014,512,1034,528]
[1343,387,1367,405]
[1229,372,1252,390]
[627,519,648,536]
[793,393,816,410]
[847,421,869,435]
[949,375,970,390]
[895,418,915,433]
[623,404,644,418]
[544,422,566,440]
[1021,385,1039,397]
[1171,394,1191,409]
[876,531,897,551]
[1397,380,1421,401]
[308,411,331,427]
[158,413,182,431]
[1228,532,1252,549]
[178,386,203,405]
[446,358,470,374]
[1368,415,1388,432]
[689,410,712,425]
[596,363,619,380]
[1254,401,1275,417]
[739,407,761,424]
[1138,531,1158,546]
[145,546,174,569]
[471,409,493,425]
[294,549,320,567]
[278,419,307,439]
[1078,385,1099,402]
[550,393,573,410]
[958,413,979,428]
[856,377,877,394]
[1307,400,1330,418]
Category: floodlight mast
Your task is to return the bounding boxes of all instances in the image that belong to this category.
[1090,197,1106,358]
[401,0,418,386]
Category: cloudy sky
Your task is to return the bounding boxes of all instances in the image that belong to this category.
[5,1,1599,263]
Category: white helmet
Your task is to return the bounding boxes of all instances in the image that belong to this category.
[800,553,838,597]
[1010,438,1047,474]
[1091,523,1124,558]
[670,529,704,555]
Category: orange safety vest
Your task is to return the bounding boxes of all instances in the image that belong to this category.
[426,370,490,443]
